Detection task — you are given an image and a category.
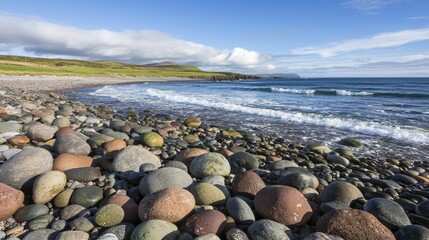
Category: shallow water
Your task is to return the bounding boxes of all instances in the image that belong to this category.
[69,78,429,161]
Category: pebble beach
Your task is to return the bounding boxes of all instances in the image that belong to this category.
[0,77,429,240]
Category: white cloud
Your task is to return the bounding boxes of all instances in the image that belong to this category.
[0,13,270,69]
[292,28,429,57]
[343,0,399,13]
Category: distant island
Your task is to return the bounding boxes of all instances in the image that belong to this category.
[256,73,301,79]
[0,55,258,80]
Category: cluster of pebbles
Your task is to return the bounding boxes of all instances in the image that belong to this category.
[0,88,429,240]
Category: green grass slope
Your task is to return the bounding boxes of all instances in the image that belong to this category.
[0,55,257,80]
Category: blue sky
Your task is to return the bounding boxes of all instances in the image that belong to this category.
[1,0,429,77]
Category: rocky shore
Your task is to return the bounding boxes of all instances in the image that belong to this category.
[0,85,429,240]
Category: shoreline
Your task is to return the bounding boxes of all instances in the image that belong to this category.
[0,77,429,239]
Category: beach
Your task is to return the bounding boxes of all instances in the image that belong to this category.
[0,76,428,239]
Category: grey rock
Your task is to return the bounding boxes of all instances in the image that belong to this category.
[416,200,429,218]
[52,117,71,128]
[60,205,86,221]
[320,181,363,206]
[27,123,57,142]
[395,224,429,240]
[130,220,179,240]
[277,167,319,191]
[54,134,91,155]
[97,233,119,240]
[69,217,94,232]
[226,197,255,225]
[228,152,259,173]
[54,230,89,240]
[225,228,249,240]
[189,152,231,178]
[28,214,55,230]
[113,145,161,172]
[303,232,344,240]
[70,186,103,208]
[139,167,193,195]
[102,223,136,240]
[247,219,296,240]
[0,122,22,134]
[364,198,411,230]
[2,148,21,160]
[268,160,298,171]
[51,220,67,231]
[22,229,59,240]
[14,204,49,223]
[64,167,101,182]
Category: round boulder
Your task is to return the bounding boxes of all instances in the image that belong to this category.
[228,152,259,173]
[316,209,395,240]
[190,182,226,206]
[113,145,161,172]
[175,148,209,166]
[319,181,363,206]
[183,210,227,237]
[232,171,266,199]
[32,171,67,204]
[139,167,193,195]
[395,225,429,240]
[102,194,139,223]
[416,200,429,218]
[141,132,164,148]
[226,197,255,225]
[277,167,319,191]
[190,153,231,178]
[70,186,103,208]
[247,219,295,240]
[255,185,312,226]
[95,204,125,228]
[0,147,53,189]
[138,188,195,223]
[54,134,91,155]
[27,123,57,142]
[363,198,411,230]
[131,220,179,240]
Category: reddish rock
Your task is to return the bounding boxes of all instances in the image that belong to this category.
[0,183,24,221]
[53,153,94,172]
[103,139,126,156]
[7,135,30,146]
[255,185,313,226]
[138,188,195,223]
[102,194,139,223]
[232,171,266,199]
[183,210,227,237]
[55,127,76,137]
[317,209,395,240]
[34,109,55,118]
[218,148,234,158]
[175,148,209,166]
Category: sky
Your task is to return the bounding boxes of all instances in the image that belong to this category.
[1,0,429,77]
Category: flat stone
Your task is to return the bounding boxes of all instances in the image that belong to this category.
[139,167,193,195]
[70,186,103,208]
[54,188,74,208]
[60,204,86,221]
[53,153,94,172]
[27,123,57,142]
[247,219,295,240]
[28,214,55,230]
[303,232,344,240]
[52,117,71,128]
[7,135,30,146]
[0,122,22,134]
[69,217,95,232]
[97,233,119,240]
[141,132,164,148]
[54,134,91,155]
[190,182,226,206]
[113,145,161,172]
[14,204,49,223]
[55,230,89,240]
[22,229,59,240]
[0,147,53,189]
[131,220,179,240]
[64,167,101,182]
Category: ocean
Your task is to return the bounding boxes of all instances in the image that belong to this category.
[70,78,429,161]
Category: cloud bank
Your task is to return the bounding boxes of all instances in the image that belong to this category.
[292,28,429,57]
[0,14,270,70]
[343,0,399,13]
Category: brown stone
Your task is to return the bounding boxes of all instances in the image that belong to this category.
[53,153,94,172]
[102,194,139,223]
[232,171,266,199]
[316,209,395,240]
[138,188,195,223]
[7,135,30,146]
[218,148,234,158]
[183,210,227,237]
[34,109,55,118]
[255,185,313,226]
[0,183,24,221]
[103,139,126,156]
[55,127,76,137]
[412,175,429,184]
[175,148,209,166]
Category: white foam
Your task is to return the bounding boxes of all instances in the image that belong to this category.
[271,87,316,94]
[91,86,429,145]
[335,89,373,96]
[271,87,373,96]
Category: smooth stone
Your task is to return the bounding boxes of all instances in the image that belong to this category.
[54,134,91,155]
[190,182,226,206]
[139,167,193,195]
[164,160,188,172]
[194,234,221,240]
[247,219,295,240]
[392,174,418,185]
[95,204,125,227]
[113,145,161,172]
[33,171,67,204]
[226,197,255,225]
[1,148,21,160]
[103,139,127,155]
[102,194,139,223]
[0,147,53,189]
[232,171,266,199]
[416,200,429,218]
[55,230,89,240]
[7,135,30,146]
[97,233,119,240]
[0,182,24,221]
[316,209,395,240]
[320,201,351,213]
[326,154,350,166]
[27,123,57,142]
[175,148,209,166]
[130,220,179,240]
[364,198,411,230]
[133,126,153,134]
[52,117,71,128]
[102,223,136,240]
[70,186,103,208]
[0,122,22,134]
[138,188,195,223]
[139,163,158,172]
[60,204,86,221]
[85,117,101,125]
[183,210,227,237]
[54,189,74,208]
[28,214,55,230]
[141,132,164,148]
[370,179,402,190]
[104,131,129,141]
[225,228,249,240]
[228,152,259,173]
[255,185,312,226]
[64,167,101,182]
[14,204,49,223]
[277,167,319,191]
[304,143,332,154]
[51,220,67,231]
[395,224,429,240]
[22,229,59,240]
[319,181,363,206]
[268,160,299,170]
[303,232,344,240]
[53,153,94,172]
[339,138,362,148]
[190,152,231,178]
[184,117,201,128]
[69,217,95,232]
[91,134,115,147]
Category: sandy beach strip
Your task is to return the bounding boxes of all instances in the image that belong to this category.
[0,75,203,92]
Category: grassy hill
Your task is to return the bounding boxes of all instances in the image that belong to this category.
[0,55,257,80]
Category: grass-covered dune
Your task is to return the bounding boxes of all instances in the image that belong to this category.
[0,55,258,80]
